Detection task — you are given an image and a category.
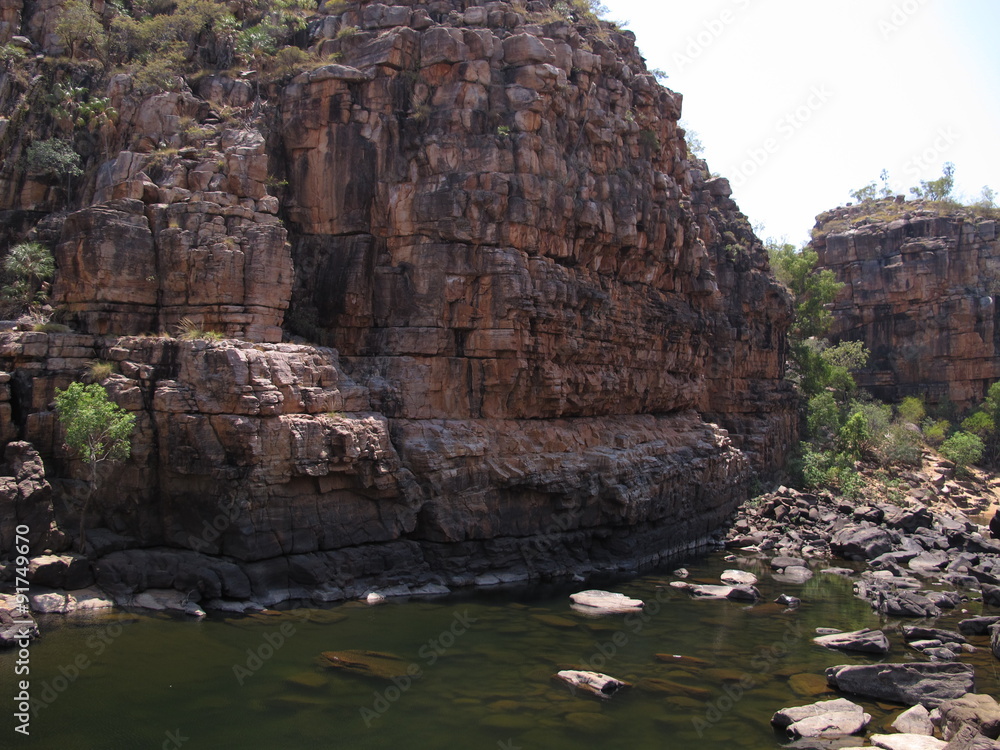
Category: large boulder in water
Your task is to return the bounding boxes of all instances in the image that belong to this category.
[825,662,974,707]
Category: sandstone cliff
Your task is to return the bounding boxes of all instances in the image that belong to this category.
[813,199,1000,409]
[0,0,795,606]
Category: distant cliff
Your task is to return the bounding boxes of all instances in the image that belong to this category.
[813,198,1000,409]
[0,0,794,606]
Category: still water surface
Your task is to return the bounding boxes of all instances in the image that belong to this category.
[5,552,1000,749]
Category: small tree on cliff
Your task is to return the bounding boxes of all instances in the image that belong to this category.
[54,382,135,553]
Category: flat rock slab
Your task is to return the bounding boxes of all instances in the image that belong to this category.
[825,663,975,707]
[870,734,946,750]
[773,698,868,729]
[813,628,890,654]
[569,590,643,613]
[555,670,630,699]
[678,583,762,602]
[787,709,871,739]
[903,626,967,644]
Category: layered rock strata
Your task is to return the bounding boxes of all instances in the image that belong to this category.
[813,200,1000,408]
[0,0,795,605]
[2,332,751,604]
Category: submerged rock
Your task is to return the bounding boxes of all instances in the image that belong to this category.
[320,650,412,681]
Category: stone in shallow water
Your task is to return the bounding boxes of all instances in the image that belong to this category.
[569,589,643,613]
[772,697,869,729]
[891,704,933,735]
[868,734,945,750]
[554,670,630,699]
[720,569,758,585]
[824,662,974,707]
[813,628,890,654]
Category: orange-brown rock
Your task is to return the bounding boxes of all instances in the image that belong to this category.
[0,0,796,604]
[813,199,1000,408]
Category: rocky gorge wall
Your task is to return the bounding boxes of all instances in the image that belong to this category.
[0,0,796,606]
[813,200,1000,409]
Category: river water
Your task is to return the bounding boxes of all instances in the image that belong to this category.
[5,552,999,749]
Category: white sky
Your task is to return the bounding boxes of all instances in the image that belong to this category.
[601,0,1000,244]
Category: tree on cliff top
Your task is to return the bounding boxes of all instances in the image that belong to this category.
[54,382,135,553]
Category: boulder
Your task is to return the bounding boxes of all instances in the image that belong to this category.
[813,628,890,654]
[28,554,95,590]
[0,608,38,648]
[825,662,975,707]
[831,526,895,561]
[959,617,1000,636]
[893,704,935,735]
[772,697,869,729]
[934,694,1000,740]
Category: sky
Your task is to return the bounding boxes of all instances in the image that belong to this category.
[601,0,1000,245]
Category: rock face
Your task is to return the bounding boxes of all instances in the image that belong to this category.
[0,0,795,604]
[813,199,1000,408]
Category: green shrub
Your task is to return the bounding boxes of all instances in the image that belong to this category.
[962,410,996,438]
[806,392,840,441]
[880,424,922,466]
[897,396,926,424]
[940,431,984,474]
[838,411,872,459]
[922,418,950,446]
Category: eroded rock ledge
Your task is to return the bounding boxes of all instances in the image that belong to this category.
[2,333,750,606]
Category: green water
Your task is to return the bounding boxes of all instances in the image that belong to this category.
[5,553,1000,749]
